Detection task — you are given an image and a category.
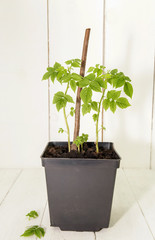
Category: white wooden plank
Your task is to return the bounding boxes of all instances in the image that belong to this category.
[125,169,155,238]
[0,0,48,168]
[103,0,155,168]
[152,58,155,169]
[41,203,95,240]
[0,169,47,240]
[0,169,21,204]
[96,169,154,240]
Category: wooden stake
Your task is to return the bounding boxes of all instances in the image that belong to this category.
[72,28,91,148]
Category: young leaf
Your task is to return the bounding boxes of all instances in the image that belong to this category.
[124,82,133,98]
[53,92,65,104]
[82,104,91,115]
[115,77,125,88]
[93,114,98,122]
[111,69,118,75]
[78,78,90,87]
[89,81,102,92]
[47,67,54,72]
[72,73,82,81]
[95,78,107,88]
[107,90,121,100]
[21,226,45,239]
[58,128,64,133]
[65,60,72,65]
[72,62,80,67]
[85,73,96,81]
[80,87,92,104]
[54,62,61,69]
[87,67,94,72]
[50,72,57,83]
[102,99,110,110]
[91,101,98,111]
[42,72,51,80]
[70,80,76,92]
[110,100,116,113]
[26,210,38,220]
[116,97,131,109]
[56,98,67,111]
[65,94,74,103]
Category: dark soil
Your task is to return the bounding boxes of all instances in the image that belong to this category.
[43,143,119,159]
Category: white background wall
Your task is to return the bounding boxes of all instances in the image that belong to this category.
[0,0,154,168]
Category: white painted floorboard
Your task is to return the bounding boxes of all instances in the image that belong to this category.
[0,168,155,240]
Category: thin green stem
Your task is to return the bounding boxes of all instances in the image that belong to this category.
[78,145,80,152]
[96,91,105,153]
[63,82,70,152]
[63,107,70,152]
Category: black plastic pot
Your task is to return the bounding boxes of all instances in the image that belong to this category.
[41,142,120,232]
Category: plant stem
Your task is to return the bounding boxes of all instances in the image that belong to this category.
[96,118,99,153]
[78,145,80,152]
[96,92,105,153]
[63,107,70,152]
[63,82,70,152]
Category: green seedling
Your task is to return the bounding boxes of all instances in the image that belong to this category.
[73,133,88,152]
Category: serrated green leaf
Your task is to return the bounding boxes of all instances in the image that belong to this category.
[72,62,80,67]
[85,73,96,81]
[124,76,131,82]
[53,92,65,104]
[111,69,118,75]
[92,114,98,122]
[115,77,125,88]
[72,73,82,81]
[78,79,90,87]
[65,60,72,65]
[95,78,107,88]
[21,229,34,237]
[26,210,38,219]
[82,104,91,115]
[61,74,71,83]
[50,72,57,83]
[124,82,133,98]
[116,97,131,109]
[89,81,102,92]
[80,87,92,104]
[56,98,67,111]
[107,90,121,100]
[110,100,116,113]
[91,101,98,111]
[42,72,51,80]
[21,226,45,239]
[47,67,54,72]
[65,94,74,103]
[35,229,42,238]
[54,62,61,69]
[87,67,94,72]
[70,80,76,92]
[102,99,110,110]
[97,68,103,76]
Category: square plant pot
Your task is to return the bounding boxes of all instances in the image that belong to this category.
[41,141,120,231]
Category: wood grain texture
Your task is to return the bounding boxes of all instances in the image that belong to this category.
[125,169,155,238]
[103,0,155,168]
[0,169,47,240]
[96,169,154,240]
[0,169,21,204]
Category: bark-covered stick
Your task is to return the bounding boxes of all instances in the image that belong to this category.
[72,28,91,149]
